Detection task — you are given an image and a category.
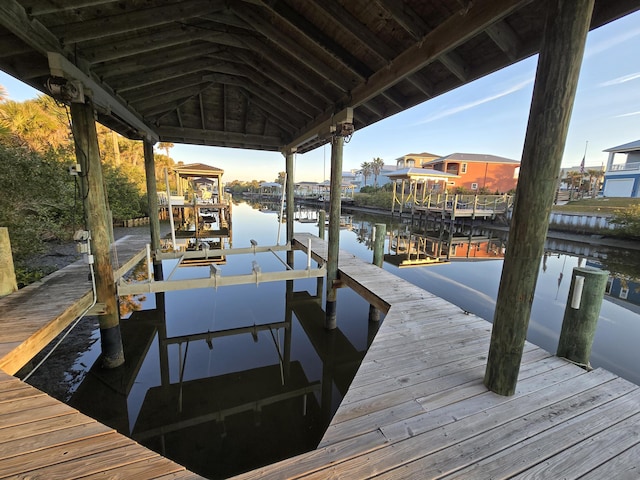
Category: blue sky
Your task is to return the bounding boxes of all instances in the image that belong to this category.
[1,10,639,183]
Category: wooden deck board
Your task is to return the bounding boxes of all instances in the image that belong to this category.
[0,234,152,375]
[234,236,640,479]
[0,370,202,479]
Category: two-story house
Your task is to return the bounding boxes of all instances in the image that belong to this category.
[602,139,640,197]
[423,153,520,193]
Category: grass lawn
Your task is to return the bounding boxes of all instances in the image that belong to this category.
[553,197,640,214]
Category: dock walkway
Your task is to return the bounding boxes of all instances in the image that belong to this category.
[0,234,150,375]
[231,233,640,479]
[1,233,639,478]
[0,234,207,478]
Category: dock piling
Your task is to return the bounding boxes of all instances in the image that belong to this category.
[557,266,608,368]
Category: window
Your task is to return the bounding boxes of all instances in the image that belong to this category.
[407,159,415,167]
[605,277,613,294]
[461,163,467,174]
[620,287,629,300]
[471,183,478,190]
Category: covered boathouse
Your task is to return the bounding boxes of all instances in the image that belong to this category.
[1,0,640,478]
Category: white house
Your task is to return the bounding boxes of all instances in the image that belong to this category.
[602,139,640,197]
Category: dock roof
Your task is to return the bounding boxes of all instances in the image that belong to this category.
[0,1,636,154]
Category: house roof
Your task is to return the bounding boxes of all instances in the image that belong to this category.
[427,153,520,165]
[604,139,640,153]
[396,152,442,159]
[173,163,224,177]
[0,1,635,155]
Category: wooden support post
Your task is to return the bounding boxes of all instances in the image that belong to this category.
[70,100,124,369]
[372,223,386,268]
[318,209,326,240]
[369,223,386,322]
[143,140,161,257]
[484,0,594,396]
[0,227,17,296]
[557,266,608,367]
[285,151,295,267]
[325,135,344,330]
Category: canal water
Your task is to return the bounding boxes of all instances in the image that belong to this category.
[25,200,640,479]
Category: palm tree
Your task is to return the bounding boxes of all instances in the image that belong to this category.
[0,96,70,153]
[360,161,372,187]
[586,168,604,197]
[158,141,174,158]
[371,157,385,187]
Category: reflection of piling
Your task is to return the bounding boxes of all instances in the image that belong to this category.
[556,267,609,368]
[318,210,326,240]
[369,223,386,322]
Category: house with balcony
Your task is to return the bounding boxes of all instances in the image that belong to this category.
[602,139,640,197]
[423,153,520,193]
[395,152,442,169]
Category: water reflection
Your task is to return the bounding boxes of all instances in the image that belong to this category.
[68,249,376,479]
[26,201,640,479]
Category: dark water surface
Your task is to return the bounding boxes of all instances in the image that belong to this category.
[25,200,640,479]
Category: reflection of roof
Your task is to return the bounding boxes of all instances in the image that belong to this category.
[604,139,640,153]
[386,168,458,179]
[426,153,520,164]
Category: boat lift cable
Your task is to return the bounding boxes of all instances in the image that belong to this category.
[23,235,98,382]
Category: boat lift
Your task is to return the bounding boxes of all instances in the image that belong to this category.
[117,238,324,296]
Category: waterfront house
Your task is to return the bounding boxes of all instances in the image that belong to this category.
[602,139,640,197]
[423,153,520,193]
[395,152,442,168]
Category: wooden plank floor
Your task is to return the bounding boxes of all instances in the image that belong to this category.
[0,370,204,479]
[0,234,207,479]
[229,234,640,479]
[0,234,150,375]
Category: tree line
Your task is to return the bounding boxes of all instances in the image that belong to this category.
[0,86,176,283]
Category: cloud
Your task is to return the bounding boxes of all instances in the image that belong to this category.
[585,25,640,58]
[415,77,533,125]
[599,72,640,87]
[613,110,640,118]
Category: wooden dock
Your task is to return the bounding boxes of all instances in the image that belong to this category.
[1,232,639,479]
[0,369,204,479]
[229,233,640,479]
[0,234,150,375]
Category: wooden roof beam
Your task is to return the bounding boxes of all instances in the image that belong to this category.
[108,58,222,93]
[374,0,469,83]
[288,0,531,153]
[284,107,353,154]
[125,73,207,103]
[83,28,224,64]
[485,21,521,61]
[229,50,329,112]
[0,0,65,55]
[52,0,226,44]
[202,72,316,121]
[257,0,372,79]
[230,4,356,92]
[346,0,532,107]
[95,43,224,79]
[47,52,158,141]
[132,84,213,112]
[227,63,324,115]
[25,0,118,17]
[233,36,343,102]
[156,126,282,150]
[236,91,299,133]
